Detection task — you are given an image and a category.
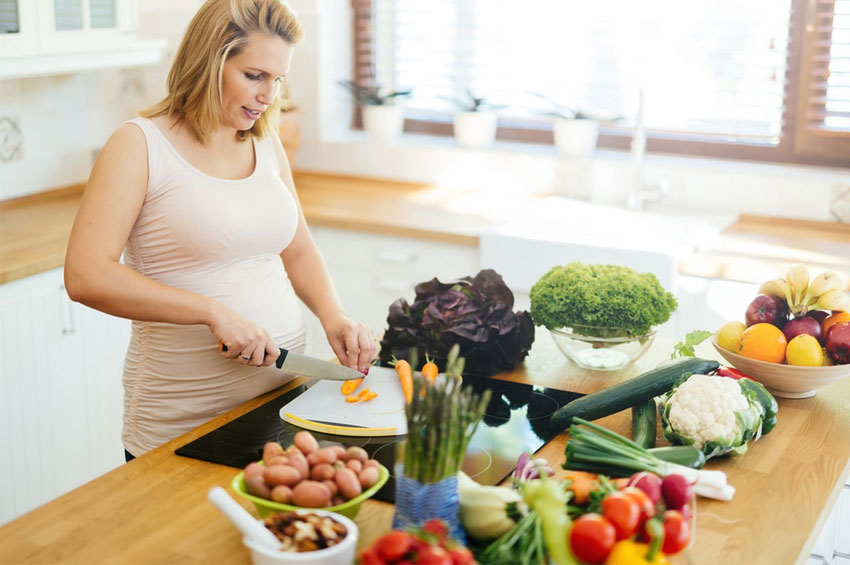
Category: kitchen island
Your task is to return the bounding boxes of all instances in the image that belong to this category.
[1,335,848,564]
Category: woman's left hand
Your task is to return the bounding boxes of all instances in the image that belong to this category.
[322,314,377,373]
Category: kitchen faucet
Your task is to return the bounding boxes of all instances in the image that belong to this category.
[626,89,668,211]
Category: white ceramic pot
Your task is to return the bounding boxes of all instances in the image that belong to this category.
[453,111,498,148]
[553,118,599,157]
[361,104,404,142]
[243,510,358,565]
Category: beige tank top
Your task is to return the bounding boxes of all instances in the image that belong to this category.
[122,117,305,456]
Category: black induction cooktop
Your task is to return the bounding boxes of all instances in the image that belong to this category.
[175,377,583,503]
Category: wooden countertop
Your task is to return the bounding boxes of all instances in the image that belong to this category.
[1,172,849,285]
[1,335,848,564]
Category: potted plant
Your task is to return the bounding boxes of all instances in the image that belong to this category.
[339,80,412,142]
[532,95,613,157]
[442,90,505,149]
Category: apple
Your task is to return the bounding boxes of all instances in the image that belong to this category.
[807,310,829,325]
[783,316,823,344]
[825,322,850,365]
[745,295,789,328]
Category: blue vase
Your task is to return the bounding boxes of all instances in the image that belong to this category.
[391,464,466,543]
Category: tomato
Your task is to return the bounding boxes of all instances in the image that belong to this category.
[422,518,449,541]
[359,545,387,564]
[601,491,641,540]
[416,544,452,565]
[446,546,475,565]
[375,531,413,562]
[662,510,691,555]
[619,486,656,523]
[569,513,616,564]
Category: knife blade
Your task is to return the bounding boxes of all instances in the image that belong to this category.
[218,341,362,381]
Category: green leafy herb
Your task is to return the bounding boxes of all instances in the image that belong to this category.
[670,330,713,359]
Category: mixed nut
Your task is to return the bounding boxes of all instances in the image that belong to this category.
[263,511,348,553]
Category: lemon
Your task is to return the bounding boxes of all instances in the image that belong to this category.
[716,321,747,352]
[786,334,824,367]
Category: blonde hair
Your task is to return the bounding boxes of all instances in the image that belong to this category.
[141,0,304,143]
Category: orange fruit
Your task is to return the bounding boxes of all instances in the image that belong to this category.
[785,334,823,366]
[737,323,787,364]
[822,312,850,336]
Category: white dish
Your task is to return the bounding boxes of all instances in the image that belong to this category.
[243,510,358,565]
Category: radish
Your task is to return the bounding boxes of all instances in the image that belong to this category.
[628,471,663,505]
[661,474,693,510]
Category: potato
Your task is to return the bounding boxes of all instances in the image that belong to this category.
[244,474,271,499]
[346,446,369,463]
[335,468,363,501]
[332,496,345,506]
[291,481,332,508]
[287,450,309,480]
[293,431,319,455]
[359,466,380,489]
[310,463,336,482]
[270,485,293,504]
[244,462,265,480]
[346,459,363,474]
[262,441,285,463]
[265,455,290,467]
[314,447,337,465]
[363,459,380,470]
[265,465,302,487]
[322,479,338,496]
[329,445,347,461]
[333,460,346,471]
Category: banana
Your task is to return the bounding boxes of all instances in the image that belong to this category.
[801,271,843,307]
[812,289,850,313]
[785,264,809,306]
[758,278,793,305]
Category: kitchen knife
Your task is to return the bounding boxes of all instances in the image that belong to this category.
[218,342,363,381]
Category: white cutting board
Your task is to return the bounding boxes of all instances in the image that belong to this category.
[279,366,408,436]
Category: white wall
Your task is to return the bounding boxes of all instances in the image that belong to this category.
[1,0,849,223]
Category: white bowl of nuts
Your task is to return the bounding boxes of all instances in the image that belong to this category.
[243,509,358,565]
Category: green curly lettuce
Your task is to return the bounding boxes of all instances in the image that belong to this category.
[529,263,677,338]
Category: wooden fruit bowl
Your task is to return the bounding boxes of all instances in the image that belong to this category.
[711,336,850,398]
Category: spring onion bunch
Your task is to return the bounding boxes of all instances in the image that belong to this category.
[564,418,735,501]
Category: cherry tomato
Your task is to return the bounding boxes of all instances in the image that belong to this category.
[619,486,656,523]
[446,546,475,565]
[569,513,617,564]
[359,545,387,564]
[375,531,412,562]
[422,518,449,541]
[662,510,691,555]
[601,491,641,540]
[417,544,452,565]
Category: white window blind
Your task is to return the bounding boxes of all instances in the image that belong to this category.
[54,0,83,31]
[368,0,793,143]
[89,0,116,29]
[0,0,18,34]
[810,0,850,130]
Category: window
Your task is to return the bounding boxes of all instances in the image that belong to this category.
[352,0,850,167]
[0,0,19,34]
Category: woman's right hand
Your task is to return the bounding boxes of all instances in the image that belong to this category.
[208,302,278,367]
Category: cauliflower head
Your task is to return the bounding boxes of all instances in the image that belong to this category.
[660,373,764,459]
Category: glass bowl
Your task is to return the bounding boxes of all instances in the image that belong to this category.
[550,326,657,371]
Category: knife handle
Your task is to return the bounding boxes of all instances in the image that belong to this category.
[218,341,287,368]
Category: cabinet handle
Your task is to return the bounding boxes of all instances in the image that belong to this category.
[60,285,75,335]
[374,249,417,264]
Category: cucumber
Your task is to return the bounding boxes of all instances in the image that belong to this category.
[648,445,706,469]
[550,357,720,432]
[631,399,657,449]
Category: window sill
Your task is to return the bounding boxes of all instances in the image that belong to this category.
[0,39,166,80]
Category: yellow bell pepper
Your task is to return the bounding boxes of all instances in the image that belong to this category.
[604,540,670,565]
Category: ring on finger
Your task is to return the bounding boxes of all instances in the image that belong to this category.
[240,354,251,360]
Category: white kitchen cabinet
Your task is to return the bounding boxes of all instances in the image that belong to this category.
[302,226,479,359]
[0,268,128,525]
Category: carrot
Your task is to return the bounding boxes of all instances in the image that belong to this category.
[361,391,378,402]
[394,359,413,404]
[340,377,364,396]
[345,394,361,403]
[356,387,371,398]
[421,355,439,385]
[563,470,598,505]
